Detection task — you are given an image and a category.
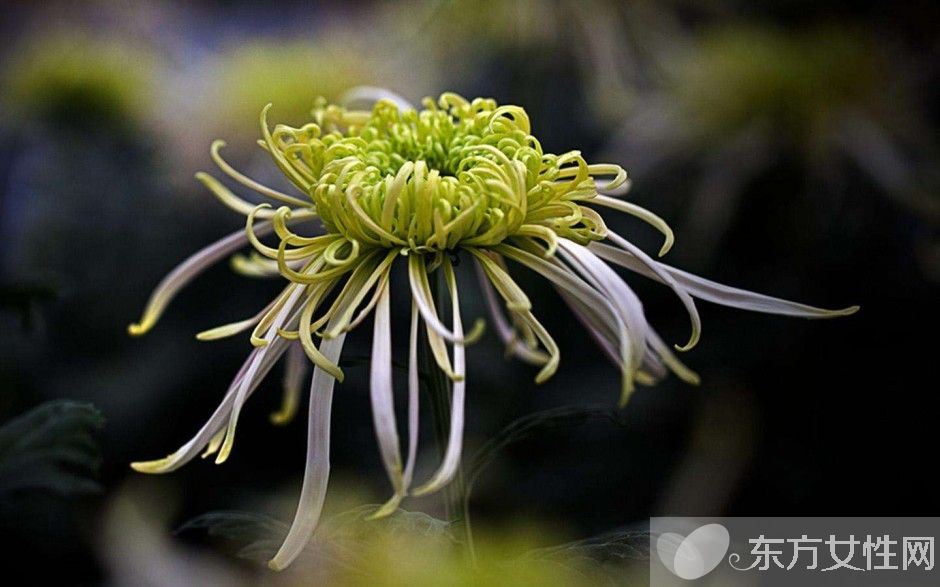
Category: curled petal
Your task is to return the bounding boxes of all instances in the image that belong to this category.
[407,253,485,345]
[590,195,675,257]
[602,232,702,352]
[210,140,311,208]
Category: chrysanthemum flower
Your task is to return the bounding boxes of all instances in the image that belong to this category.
[129,91,856,570]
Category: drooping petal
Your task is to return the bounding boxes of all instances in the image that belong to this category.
[131,336,293,473]
[559,239,648,405]
[297,281,345,381]
[344,264,392,332]
[322,250,398,338]
[557,239,647,375]
[469,249,532,312]
[367,281,405,514]
[554,286,619,366]
[407,255,460,381]
[588,241,859,318]
[268,332,345,571]
[646,327,701,386]
[549,266,635,400]
[408,253,485,345]
[555,284,664,387]
[403,302,421,490]
[412,258,467,496]
[215,285,306,464]
[128,222,274,336]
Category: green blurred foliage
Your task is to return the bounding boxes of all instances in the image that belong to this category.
[181,506,644,586]
[2,32,161,130]
[675,26,892,145]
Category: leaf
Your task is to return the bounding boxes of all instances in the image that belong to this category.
[177,511,289,562]
[527,528,651,563]
[177,510,288,544]
[178,506,453,566]
[176,505,453,570]
[327,505,454,542]
[519,528,652,585]
[0,400,105,497]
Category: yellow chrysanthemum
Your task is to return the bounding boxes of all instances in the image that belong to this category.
[129,90,856,570]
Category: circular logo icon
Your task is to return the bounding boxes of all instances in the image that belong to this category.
[656,523,731,580]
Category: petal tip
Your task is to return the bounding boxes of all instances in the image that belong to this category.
[130,457,170,474]
[366,496,402,521]
[674,335,700,353]
[127,321,150,337]
[657,237,675,257]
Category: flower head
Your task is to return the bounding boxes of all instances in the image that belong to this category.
[129,90,856,569]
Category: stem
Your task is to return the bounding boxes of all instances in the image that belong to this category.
[420,261,476,564]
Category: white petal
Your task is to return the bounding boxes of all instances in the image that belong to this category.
[371,301,422,519]
[215,285,306,463]
[554,286,619,365]
[558,239,647,372]
[268,332,345,571]
[369,281,404,499]
[403,302,421,489]
[588,242,859,318]
[131,337,292,473]
[602,232,702,351]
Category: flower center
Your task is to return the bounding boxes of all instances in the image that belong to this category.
[262,93,619,252]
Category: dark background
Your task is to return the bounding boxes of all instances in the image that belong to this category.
[0,1,937,584]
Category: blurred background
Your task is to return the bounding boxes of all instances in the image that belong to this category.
[0,1,937,584]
